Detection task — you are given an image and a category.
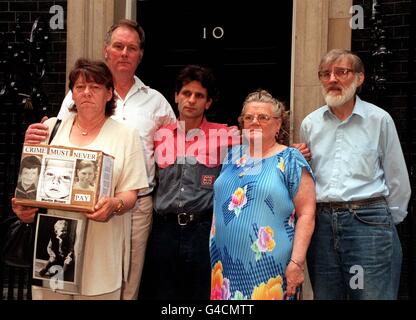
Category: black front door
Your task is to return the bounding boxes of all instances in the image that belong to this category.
[137,0,293,125]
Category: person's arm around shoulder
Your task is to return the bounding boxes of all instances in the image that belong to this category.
[285,169,316,297]
[291,143,311,161]
[24,116,49,144]
[294,117,313,161]
[25,91,73,144]
[157,93,176,126]
[57,90,73,119]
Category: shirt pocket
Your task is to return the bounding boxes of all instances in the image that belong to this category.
[350,147,379,178]
[197,165,220,190]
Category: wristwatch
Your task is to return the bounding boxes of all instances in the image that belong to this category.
[113,198,124,215]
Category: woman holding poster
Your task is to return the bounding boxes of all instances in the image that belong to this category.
[11,59,148,299]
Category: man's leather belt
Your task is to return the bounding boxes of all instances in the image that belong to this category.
[154,211,212,226]
[317,196,387,210]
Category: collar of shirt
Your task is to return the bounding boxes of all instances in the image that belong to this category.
[114,75,149,102]
[322,95,366,122]
[163,116,214,132]
[154,117,233,168]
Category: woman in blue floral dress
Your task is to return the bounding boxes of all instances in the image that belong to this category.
[210,90,316,300]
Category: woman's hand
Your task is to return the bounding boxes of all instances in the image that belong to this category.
[85,191,137,222]
[24,116,49,144]
[11,198,39,223]
[285,260,305,297]
[86,196,119,222]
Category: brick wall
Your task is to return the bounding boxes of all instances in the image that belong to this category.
[0,0,67,115]
[0,0,67,218]
[352,0,414,154]
[352,0,416,299]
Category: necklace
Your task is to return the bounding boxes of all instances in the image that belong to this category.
[75,117,105,136]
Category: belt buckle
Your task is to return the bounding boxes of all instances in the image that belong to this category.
[177,212,193,226]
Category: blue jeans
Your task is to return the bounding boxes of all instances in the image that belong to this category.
[307,201,402,300]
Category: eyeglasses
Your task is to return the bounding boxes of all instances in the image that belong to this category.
[240,114,279,124]
[318,67,355,81]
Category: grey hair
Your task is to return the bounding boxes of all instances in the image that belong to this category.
[319,49,365,74]
[239,89,289,145]
[241,89,285,117]
[104,19,145,49]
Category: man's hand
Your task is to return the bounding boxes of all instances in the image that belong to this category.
[11,198,39,223]
[24,116,49,144]
[291,143,311,161]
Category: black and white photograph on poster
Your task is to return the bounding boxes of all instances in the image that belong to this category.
[37,157,76,204]
[15,155,42,200]
[73,159,97,191]
[33,213,87,294]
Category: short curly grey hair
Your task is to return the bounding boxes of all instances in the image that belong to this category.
[239,89,289,145]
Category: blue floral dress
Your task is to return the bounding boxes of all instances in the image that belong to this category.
[209,145,313,300]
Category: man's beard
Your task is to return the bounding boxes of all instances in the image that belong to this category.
[322,79,358,108]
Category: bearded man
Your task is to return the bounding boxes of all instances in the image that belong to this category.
[300,49,411,300]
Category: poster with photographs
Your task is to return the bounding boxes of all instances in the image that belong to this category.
[15,144,114,212]
[33,212,88,295]
[37,156,76,205]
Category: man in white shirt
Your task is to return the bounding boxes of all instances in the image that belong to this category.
[24,19,176,300]
[300,49,411,300]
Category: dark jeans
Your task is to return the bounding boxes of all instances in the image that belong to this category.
[139,212,211,300]
[307,202,402,300]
